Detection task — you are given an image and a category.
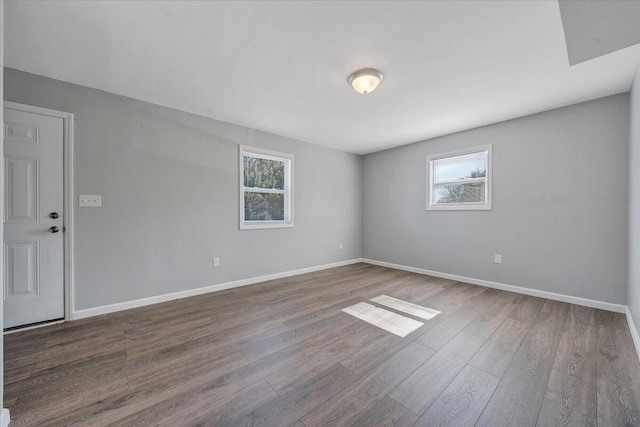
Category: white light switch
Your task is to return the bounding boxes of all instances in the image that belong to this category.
[79,195,101,207]
[494,254,502,264]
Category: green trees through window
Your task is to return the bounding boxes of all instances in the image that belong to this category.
[243,157,285,190]
[241,149,292,226]
[244,193,285,221]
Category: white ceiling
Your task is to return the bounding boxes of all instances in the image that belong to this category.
[5,1,640,155]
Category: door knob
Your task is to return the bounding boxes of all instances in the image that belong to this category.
[49,226,60,233]
[49,212,59,219]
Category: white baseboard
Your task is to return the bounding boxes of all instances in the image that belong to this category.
[1,408,10,427]
[72,258,364,320]
[626,307,640,364]
[362,258,626,313]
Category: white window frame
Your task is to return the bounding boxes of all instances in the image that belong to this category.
[426,144,492,211]
[239,145,294,230]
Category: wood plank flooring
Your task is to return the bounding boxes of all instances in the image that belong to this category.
[4,263,640,426]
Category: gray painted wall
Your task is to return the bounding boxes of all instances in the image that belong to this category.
[1,0,5,414]
[629,61,640,332]
[4,68,362,311]
[2,67,633,313]
[363,94,629,304]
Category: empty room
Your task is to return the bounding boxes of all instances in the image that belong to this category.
[0,0,639,426]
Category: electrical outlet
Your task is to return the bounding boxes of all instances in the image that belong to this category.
[494,254,502,264]
[339,243,344,250]
[213,257,220,267]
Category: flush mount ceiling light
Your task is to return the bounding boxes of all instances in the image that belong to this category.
[348,68,384,94]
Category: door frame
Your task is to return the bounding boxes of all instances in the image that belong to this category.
[3,101,75,323]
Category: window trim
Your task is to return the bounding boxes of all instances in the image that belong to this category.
[239,145,294,230]
[426,144,492,211]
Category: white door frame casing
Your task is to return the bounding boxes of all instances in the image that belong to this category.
[3,101,75,323]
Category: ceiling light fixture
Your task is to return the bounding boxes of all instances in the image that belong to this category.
[348,68,383,94]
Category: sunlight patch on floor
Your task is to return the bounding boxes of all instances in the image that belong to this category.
[370,295,441,320]
[342,302,424,337]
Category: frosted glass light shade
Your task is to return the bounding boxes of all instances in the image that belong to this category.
[348,69,383,94]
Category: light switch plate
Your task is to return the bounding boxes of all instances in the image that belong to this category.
[79,195,102,207]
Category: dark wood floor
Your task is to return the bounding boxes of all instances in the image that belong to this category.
[4,263,640,426]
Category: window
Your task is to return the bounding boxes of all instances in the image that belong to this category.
[427,145,492,210]
[239,146,294,229]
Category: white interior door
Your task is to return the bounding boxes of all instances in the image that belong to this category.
[3,107,64,329]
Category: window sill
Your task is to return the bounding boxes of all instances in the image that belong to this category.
[240,221,294,230]
[426,204,492,211]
